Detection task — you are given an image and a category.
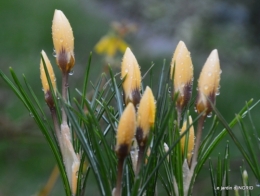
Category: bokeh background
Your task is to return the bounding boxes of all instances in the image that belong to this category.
[1,0,260,195]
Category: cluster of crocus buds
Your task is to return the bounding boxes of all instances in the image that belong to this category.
[170,41,221,118]
[114,47,156,195]
[170,41,221,194]
[40,10,79,195]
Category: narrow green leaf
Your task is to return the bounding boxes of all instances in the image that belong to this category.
[0,69,30,110]
[80,52,92,109]
[209,159,217,196]
[223,142,230,196]
[157,59,166,100]
[236,115,260,180]
[210,101,257,178]
[217,153,222,196]
[108,66,124,116]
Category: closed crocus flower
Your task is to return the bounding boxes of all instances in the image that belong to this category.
[115,103,136,158]
[180,116,195,165]
[196,49,221,116]
[40,50,57,109]
[52,9,75,73]
[170,41,193,112]
[136,86,156,147]
[121,47,141,107]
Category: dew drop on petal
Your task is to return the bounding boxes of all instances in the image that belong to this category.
[207,112,212,118]
[69,70,74,76]
[168,87,171,94]
[53,49,57,57]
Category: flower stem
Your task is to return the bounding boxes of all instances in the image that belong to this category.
[136,145,145,175]
[191,115,206,171]
[61,72,69,124]
[115,157,125,196]
[50,108,61,144]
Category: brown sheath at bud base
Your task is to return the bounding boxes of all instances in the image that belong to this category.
[56,48,75,73]
[45,90,55,110]
[175,82,192,111]
[136,127,145,147]
[115,144,129,159]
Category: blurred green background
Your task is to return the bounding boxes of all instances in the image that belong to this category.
[1,0,260,195]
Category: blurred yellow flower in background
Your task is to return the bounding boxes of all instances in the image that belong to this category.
[94,21,137,58]
[95,35,128,57]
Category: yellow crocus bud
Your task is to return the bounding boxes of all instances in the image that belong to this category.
[40,50,57,109]
[170,41,193,111]
[121,47,141,107]
[136,86,156,147]
[115,103,136,158]
[52,9,75,73]
[196,49,221,116]
[180,116,195,165]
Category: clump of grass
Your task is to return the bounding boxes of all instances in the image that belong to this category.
[1,9,260,196]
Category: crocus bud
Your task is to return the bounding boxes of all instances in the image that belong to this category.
[52,9,75,73]
[170,41,193,111]
[40,50,57,109]
[180,116,195,165]
[115,103,136,159]
[196,49,221,116]
[136,86,156,147]
[121,47,141,107]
